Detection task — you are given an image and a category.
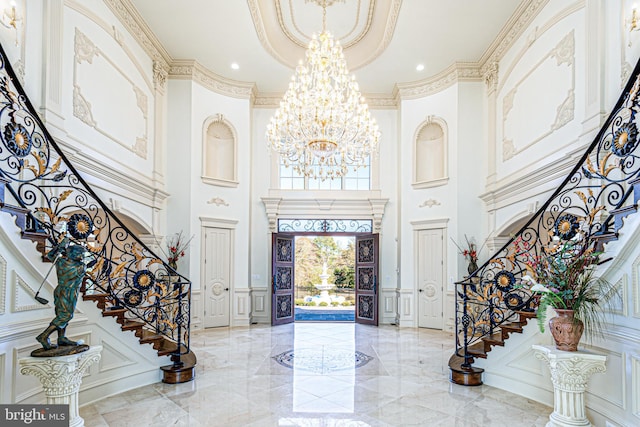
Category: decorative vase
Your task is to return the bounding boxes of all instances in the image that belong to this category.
[168,261,177,271]
[548,309,584,351]
[467,259,478,275]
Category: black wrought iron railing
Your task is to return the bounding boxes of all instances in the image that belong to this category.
[0,43,191,360]
[454,57,640,367]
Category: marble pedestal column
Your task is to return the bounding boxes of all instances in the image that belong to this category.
[19,346,102,427]
[532,344,607,427]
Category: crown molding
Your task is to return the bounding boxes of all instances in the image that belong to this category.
[169,60,257,100]
[102,0,171,68]
[394,62,482,100]
[107,0,548,105]
[478,0,550,73]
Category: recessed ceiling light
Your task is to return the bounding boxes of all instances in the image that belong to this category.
[416,64,424,72]
[231,63,239,70]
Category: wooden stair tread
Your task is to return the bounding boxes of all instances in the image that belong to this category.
[102,308,126,317]
[83,293,111,301]
[139,330,165,343]
[500,322,525,331]
[466,342,487,358]
[157,340,179,356]
[592,231,618,240]
[482,332,505,346]
[516,310,537,320]
[611,204,638,215]
[121,320,145,331]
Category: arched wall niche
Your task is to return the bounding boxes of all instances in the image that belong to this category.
[202,114,239,187]
[412,115,449,188]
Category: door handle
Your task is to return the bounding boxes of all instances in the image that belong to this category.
[419,289,424,292]
[225,288,229,291]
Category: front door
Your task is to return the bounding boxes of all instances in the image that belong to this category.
[355,234,378,325]
[203,227,231,328]
[272,233,295,325]
[417,228,444,329]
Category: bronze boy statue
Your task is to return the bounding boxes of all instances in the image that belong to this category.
[35,236,88,350]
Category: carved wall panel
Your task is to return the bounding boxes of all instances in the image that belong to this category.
[73,29,149,159]
[501,31,575,160]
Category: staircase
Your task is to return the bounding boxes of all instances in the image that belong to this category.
[0,43,195,384]
[449,56,640,385]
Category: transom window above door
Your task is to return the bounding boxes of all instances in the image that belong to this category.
[279,155,371,190]
[278,219,373,233]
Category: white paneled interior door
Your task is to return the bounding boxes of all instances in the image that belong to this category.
[203,227,231,328]
[417,228,444,329]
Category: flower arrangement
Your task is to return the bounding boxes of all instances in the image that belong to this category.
[451,235,481,274]
[452,235,478,262]
[518,235,619,339]
[165,231,193,270]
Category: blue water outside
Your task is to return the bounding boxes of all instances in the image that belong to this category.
[294,307,355,321]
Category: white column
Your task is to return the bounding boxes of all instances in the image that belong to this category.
[19,346,102,427]
[532,344,606,427]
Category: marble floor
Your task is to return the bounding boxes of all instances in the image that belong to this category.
[80,323,552,426]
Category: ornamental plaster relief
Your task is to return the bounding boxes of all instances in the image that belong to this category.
[250,0,401,71]
[73,28,149,159]
[501,31,575,161]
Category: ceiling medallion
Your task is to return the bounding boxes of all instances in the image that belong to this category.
[266,0,380,181]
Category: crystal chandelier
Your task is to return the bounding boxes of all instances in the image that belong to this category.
[266,1,380,181]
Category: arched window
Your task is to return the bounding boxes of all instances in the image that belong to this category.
[413,116,448,188]
[202,114,238,187]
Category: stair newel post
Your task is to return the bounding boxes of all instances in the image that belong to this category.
[461,282,472,368]
[173,278,184,368]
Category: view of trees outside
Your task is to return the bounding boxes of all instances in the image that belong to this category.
[294,236,355,306]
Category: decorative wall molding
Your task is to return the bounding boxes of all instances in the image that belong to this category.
[395,62,482,100]
[152,60,168,92]
[611,274,628,316]
[418,199,441,208]
[501,30,575,161]
[98,340,136,373]
[633,251,640,318]
[233,288,251,326]
[250,287,269,324]
[207,197,229,207]
[380,288,397,324]
[56,137,169,210]
[410,218,450,230]
[73,28,149,159]
[169,60,257,100]
[261,193,388,233]
[12,273,51,312]
[102,0,171,66]
[0,254,6,315]
[483,61,499,93]
[477,0,550,73]
[633,354,640,420]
